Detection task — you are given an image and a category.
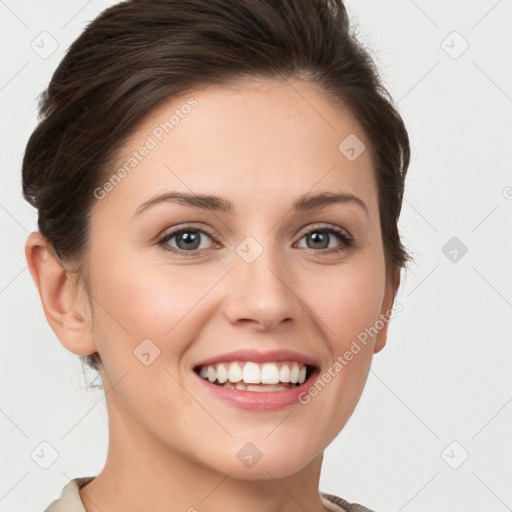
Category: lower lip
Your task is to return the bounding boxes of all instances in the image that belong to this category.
[194,371,318,411]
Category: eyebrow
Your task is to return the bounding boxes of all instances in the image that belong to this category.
[134,190,369,218]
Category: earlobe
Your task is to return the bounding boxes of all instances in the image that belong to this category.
[25,231,97,357]
[374,267,401,354]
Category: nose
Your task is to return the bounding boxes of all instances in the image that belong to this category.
[221,242,302,332]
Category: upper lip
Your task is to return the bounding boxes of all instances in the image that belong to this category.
[193,349,319,370]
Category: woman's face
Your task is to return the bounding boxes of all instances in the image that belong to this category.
[82,78,399,478]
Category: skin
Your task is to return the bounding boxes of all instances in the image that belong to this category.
[26,77,400,512]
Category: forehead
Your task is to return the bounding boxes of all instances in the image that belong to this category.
[92,78,378,219]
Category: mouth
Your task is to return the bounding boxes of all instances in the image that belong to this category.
[193,360,315,392]
[192,349,320,410]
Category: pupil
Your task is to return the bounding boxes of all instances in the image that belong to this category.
[178,231,199,250]
[309,231,328,249]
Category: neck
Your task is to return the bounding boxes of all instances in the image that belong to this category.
[79,386,329,512]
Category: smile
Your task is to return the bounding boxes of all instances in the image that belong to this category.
[195,360,310,391]
[192,349,320,410]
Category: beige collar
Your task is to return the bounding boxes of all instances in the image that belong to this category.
[45,477,373,512]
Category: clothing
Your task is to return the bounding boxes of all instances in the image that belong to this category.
[44,476,376,512]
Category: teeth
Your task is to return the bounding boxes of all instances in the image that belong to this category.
[207,366,216,383]
[242,362,260,384]
[221,382,290,392]
[217,363,228,384]
[246,384,289,392]
[290,362,300,384]
[228,362,243,383]
[196,360,310,387]
[279,364,291,382]
[261,363,280,384]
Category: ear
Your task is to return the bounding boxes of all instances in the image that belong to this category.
[25,231,98,357]
[373,266,401,354]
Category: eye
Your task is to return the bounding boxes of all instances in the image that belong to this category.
[157,227,216,255]
[157,224,354,257]
[295,225,353,254]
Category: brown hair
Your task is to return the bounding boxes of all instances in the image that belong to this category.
[22,0,412,374]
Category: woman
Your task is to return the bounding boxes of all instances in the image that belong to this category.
[22,0,411,510]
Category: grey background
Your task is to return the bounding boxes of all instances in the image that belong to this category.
[1,1,511,510]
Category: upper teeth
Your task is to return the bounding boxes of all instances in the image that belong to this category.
[198,361,308,385]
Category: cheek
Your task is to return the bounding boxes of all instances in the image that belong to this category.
[88,248,220,363]
[305,259,386,351]
[298,258,385,429]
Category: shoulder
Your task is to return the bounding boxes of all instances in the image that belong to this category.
[44,479,375,512]
[321,491,377,512]
[44,476,95,512]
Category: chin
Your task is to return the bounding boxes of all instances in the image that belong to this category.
[196,437,321,481]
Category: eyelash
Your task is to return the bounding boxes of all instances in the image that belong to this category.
[157,224,354,257]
